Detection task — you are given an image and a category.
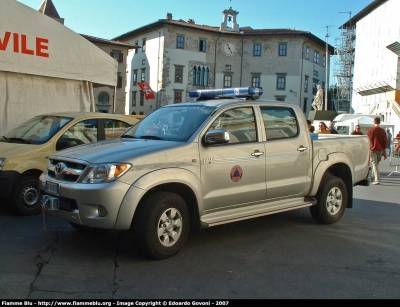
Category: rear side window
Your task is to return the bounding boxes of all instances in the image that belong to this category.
[104,119,131,139]
[260,106,298,140]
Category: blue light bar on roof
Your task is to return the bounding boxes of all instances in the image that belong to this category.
[189,87,263,99]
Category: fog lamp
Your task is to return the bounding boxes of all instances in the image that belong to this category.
[98,205,107,217]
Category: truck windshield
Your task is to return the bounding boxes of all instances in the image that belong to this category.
[1,115,73,145]
[122,105,215,142]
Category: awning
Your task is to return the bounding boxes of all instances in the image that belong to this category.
[355,80,395,96]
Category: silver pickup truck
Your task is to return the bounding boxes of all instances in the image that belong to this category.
[39,87,370,260]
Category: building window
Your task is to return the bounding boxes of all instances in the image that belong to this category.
[303,98,308,113]
[98,92,109,104]
[279,43,287,56]
[322,82,325,93]
[117,72,122,89]
[276,74,286,90]
[252,74,261,87]
[305,46,310,60]
[304,76,309,93]
[199,39,206,52]
[253,44,261,56]
[313,70,318,77]
[142,38,146,52]
[175,65,184,83]
[313,51,319,64]
[142,59,145,66]
[131,91,137,107]
[132,70,137,86]
[110,50,123,63]
[141,69,145,82]
[140,91,144,106]
[174,90,183,103]
[323,55,326,67]
[225,64,231,70]
[224,74,232,88]
[313,79,319,94]
[135,41,139,54]
[193,65,209,86]
[177,35,184,49]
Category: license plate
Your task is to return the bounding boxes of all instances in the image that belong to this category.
[45,181,60,196]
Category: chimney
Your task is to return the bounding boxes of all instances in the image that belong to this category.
[166,13,172,20]
[188,19,195,24]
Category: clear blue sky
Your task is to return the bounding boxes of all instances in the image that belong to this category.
[17,0,373,84]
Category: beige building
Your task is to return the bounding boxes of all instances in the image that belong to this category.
[114,7,334,116]
[37,1,333,117]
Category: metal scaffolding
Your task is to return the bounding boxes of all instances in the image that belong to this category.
[332,26,355,113]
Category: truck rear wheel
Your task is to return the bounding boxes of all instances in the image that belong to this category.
[310,174,347,224]
[11,176,41,216]
[133,191,190,260]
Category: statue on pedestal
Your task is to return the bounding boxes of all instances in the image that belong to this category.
[311,85,324,110]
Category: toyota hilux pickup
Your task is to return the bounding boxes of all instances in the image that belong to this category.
[39,87,370,260]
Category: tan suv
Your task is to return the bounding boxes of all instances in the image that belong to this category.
[0,112,139,215]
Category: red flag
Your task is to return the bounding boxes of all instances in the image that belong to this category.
[137,82,155,100]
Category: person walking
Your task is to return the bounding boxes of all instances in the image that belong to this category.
[351,125,363,135]
[386,128,392,156]
[367,117,388,185]
[316,122,331,134]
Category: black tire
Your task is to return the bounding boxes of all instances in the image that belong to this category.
[133,191,190,260]
[310,174,347,224]
[11,176,41,216]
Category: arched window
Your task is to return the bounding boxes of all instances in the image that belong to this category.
[193,66,197,85]
[196,66,201,85]
[205,67,210,86]
[98,92,109,104]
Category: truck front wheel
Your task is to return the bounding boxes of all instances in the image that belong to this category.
[133,191,190,260]
[310,174,347,224]
[11,176,41,215]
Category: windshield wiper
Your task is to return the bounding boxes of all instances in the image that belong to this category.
[120,135,137,139]
[7,137,32,144]
[0,136,10,142]
[139,135,163,140]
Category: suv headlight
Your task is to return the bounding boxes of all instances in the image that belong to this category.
[0,158,5,171]
[81,163,131,183]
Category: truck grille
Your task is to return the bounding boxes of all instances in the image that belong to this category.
[47,159,88,182]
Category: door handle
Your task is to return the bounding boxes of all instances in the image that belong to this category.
[297,145,308,152]
[251,150,264,157]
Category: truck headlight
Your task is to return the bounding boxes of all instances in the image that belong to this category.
[81,163,131,183]
[0,158,5,171]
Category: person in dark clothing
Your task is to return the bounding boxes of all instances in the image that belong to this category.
[367,117,388,185]
[351,125,363,135]
[328,121,338,134]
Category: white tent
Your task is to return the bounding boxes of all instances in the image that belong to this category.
[0,0,117,135]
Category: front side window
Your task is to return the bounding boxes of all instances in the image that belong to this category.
[177,35,184,49]
[276,75,286,90]
[279,43,287,56]
[253,44,261,56]
[261,106,298,140]
[208,107,257,144]
[58,119,98,150]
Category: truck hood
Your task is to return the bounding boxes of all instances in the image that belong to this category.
[0,142,39,157]
[51,138,186,163]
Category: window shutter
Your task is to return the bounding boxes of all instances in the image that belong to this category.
[119,53,123,63]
